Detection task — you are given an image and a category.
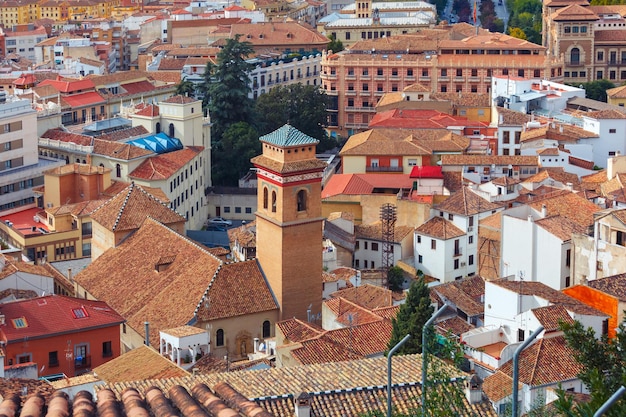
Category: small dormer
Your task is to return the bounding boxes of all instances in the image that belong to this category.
[155,255,176,272]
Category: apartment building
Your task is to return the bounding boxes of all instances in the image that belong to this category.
[317,0,436,48]
[0,98,64,215]
[321,24,564,136]
[2,24,48,62]
[543,0,626,84]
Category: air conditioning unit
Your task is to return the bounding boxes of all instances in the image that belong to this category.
[33,216,40,223]
[460,262,466,267]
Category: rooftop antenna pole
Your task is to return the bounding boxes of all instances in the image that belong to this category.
[422,304,449,417]
[512,326,543,417]
[594,386,626,417]
[387,334,410,417]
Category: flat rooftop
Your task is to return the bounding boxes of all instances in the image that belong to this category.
[0,207,50,237]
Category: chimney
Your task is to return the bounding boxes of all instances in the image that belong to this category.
[566,182,573,191]
[294,392,311,417]
[465,375,483,404]
[541,204,547,217]
[528,215,534,223]
[67,268,72,282]
[144,321,150,346]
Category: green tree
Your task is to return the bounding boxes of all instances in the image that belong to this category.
[552,317,626,416]
[577,79,616,102]
[212,122,261,186]
[387,266,405,292]
[254,84,337,152]
[387,277,434,355]
[200,35,255,141]
[327,34,344,53]
[509,27,527,40]
[175,79,196,97]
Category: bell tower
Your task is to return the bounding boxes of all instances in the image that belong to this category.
[252,124,326,321]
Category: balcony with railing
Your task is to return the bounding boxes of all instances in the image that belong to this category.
[565,60,584,67]
[365,165,403,173]
[74,355,91,370]
[345,106,376,112]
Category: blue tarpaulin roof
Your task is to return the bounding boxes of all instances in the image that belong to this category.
[127,132,183,154]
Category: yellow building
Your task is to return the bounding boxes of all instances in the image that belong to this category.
[0,0,38,26]
[607,85,626,108]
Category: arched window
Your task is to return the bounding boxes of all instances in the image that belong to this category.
[263,187,268,209]
[262,320,271,338]
[156,122,161,133]
[297,190,307,211]
[271,191,277,213]
[216,329,224,346]
[169,123,175,137]
[116,163,121,178]
[571,47,580,65]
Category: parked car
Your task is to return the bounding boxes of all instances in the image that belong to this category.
[207,217,232,227]
[207,225,227,232]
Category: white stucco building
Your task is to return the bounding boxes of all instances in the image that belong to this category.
[500,204,587,290]
[414,187,503,283]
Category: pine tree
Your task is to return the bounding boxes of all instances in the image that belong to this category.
[387,277,434,355]
[199,35,255,141]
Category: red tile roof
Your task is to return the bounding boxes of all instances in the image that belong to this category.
[129,147,203,180]
[39,77,96,93]
[162,95,197,104]
[90,182,186,232]
[410,165,444,179]
[0,295,124,341]
[436,186,503,216]
[73,218,223,347]
[122,80,156,94]
[369,109,487,130]
[415,216,465,239]
[322,174,415,198]
[62,91,106,107]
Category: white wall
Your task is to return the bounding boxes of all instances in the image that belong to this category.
[581,118,626,168]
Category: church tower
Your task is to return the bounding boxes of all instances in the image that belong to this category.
[252,125,326,321]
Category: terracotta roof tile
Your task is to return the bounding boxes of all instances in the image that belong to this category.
[483,371,518,402]
[130,147,203,180]
[435,316,475,337]
[527,190,600,226]
[194,259,279,321]
[534,215,589,241]
[324,297,386,326]
[415,216,465,239]
[73,218,223,347]
[553,4,599,21]
[162,95,197,104]
[432,278,484,317]
[90,183,186,232]
[496,106,532,125]
[490,279,606,316]
[497,336,582,386]
[277,318,324,343]
[322,174,415,198]
[607,84,626,99]
[531,304,575,333]
[93,138,153,160]
[441,154,539,166]
[436,186,503,216]
[329,283,395,310]
[0,256,55,281]
[97,125,149,142]
[93,345,190,383]
[587,273,626,301]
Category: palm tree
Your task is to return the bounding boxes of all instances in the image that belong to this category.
[175,79,196,97]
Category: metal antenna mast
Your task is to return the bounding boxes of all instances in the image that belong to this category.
[380,203,397,288]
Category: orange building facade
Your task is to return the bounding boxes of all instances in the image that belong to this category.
[1,295,124,378]
[320,25,564,136]
[563,285,619,338]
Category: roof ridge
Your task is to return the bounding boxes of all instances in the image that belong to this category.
[112,182,134,231]
[527,339,543,385]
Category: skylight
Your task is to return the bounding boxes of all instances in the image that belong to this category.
[12,317,28,328]
[72,307,88,319]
